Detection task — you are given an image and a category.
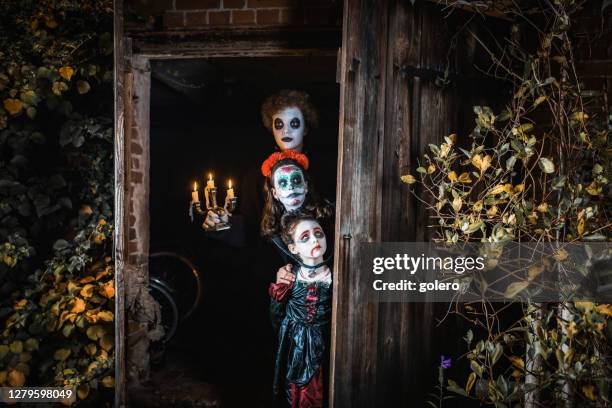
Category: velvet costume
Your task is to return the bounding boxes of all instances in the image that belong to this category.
[269,265,332,408]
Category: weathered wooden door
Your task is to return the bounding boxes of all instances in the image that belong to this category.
[330,1,464,406]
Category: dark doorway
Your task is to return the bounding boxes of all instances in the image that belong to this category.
[146,56,339,407]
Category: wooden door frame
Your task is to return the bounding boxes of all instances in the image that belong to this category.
[113,5,342,406]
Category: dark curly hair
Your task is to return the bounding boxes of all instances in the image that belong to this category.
[261,158,333,238]
[261,89,319,133]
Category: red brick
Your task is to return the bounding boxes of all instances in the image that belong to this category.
[130,142,143,154]
[131,171,143,183]
[256,8,280,25]
[176,0,220,10]
[128,240,139,253]
[232,9,255,24]
[163,11,184,28]
[209,10,231,24]
[223,0,246,8]
[279,7,303,25]
[185,11,208,26]
[248,0,295,7]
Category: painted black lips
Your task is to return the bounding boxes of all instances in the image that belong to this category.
[281,137,293,142]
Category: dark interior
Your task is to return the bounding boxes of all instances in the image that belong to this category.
[147,56,339,407]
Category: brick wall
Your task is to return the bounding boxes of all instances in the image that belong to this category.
[129,0,342,30]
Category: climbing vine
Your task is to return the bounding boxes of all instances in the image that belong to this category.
[0,1,114,405]
[405,0,612,406]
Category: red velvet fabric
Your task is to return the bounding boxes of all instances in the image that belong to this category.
[290,367,324,408]
[269,281,294,301]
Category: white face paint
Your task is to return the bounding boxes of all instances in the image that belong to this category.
[272,107,306,152]
[289,219,327,262]
[272,164,308,212]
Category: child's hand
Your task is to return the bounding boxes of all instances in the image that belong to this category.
[276,264,295,285]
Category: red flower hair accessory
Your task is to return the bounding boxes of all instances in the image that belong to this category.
[261,150,309,177]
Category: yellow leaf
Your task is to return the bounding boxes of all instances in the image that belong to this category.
[101,280,115,299]
[472,154,492,173]
[80,276,95,284]
[577,218,585,236]
[100,334,114,351]
[452,197,463,212]
[505,281,529,298]
[3,98,23,115]
[71,298,86,314]
[14,299,27,310]
[488,184,506,196]
[59,66,74,81]
[448,171,458,182]
[80,284,95,298]
[86,325,106,341]
[8,369,25,387]
[45,18,58,29]
[97,311,114,322]
[10,340,23,354]
[595,304,612,317]
[464,372,476,395]
[567,321,577,337]
[77,384,90,400]
[514,184,525,193]
[533,95,547,107]
[54,348,71,361]
[585,182,602,196]
[487,205,498,219]
[400,174,416,185]
[427,164,436,174]
[101,376,115,388]
[536,203,548,213]
[473,201,483,212]
[85,344,97,356]
[508,356,525,370]
[528,264,544,280]
[582,385,596,401]
[575,301,594,313]
[571,112,588,122]
[553,249,569,262]
[76,80,90,94]
[458,172,472,184]
[52,81,68,96]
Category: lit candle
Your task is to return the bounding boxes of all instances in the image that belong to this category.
[206,173,215,189]
[227,179,235,199]
[191,182,199,203]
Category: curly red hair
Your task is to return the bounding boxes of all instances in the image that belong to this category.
[261,89,319,132]
[261,150,309,178]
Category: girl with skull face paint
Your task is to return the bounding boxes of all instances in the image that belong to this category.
[269,211,332,408]
[260,151,333,264]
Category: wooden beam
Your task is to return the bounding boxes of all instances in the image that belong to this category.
[113,0,127,405]
[129,27,341,59]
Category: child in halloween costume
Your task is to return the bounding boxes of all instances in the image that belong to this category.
[269,211,332,408]
[260,150,333,264]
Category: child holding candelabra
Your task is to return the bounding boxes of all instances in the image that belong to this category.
[269,211,332,408]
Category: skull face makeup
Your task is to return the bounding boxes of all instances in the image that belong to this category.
[288,219,327,263]
[272,107,306,151]
[271,164,308,212]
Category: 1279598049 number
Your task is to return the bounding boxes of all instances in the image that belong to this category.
[0,387,76,403]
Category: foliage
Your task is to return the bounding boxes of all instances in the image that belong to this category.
[403,0,612,406]
[0,0,114,404]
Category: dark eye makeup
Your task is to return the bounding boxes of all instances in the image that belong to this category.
[274,118,284,130]
[290,118,301,129]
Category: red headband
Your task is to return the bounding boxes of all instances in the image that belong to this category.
[261,150,309,178]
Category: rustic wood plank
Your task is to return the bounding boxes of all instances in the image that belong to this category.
[113,0,127,404]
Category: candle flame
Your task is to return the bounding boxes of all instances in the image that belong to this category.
[208,173,212,181]
[193,182,197,191]
[228,180,232,189]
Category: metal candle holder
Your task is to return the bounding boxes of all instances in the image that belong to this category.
[190,186,237,231]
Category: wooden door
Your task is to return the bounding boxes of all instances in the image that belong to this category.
[330,1,464,406]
